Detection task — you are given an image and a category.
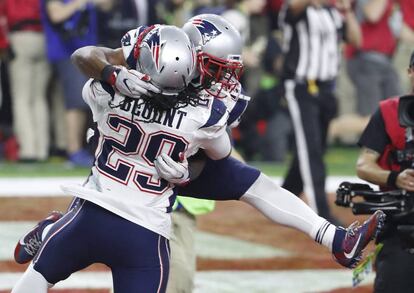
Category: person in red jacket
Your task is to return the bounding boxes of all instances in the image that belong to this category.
[356,51,414,293]
[0,0,8,110]
[6,0,51,162]
[0,0,8,54]
[346,0,402,119]
[399,0,414,43]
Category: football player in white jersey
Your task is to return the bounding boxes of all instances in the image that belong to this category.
[14,14,386,293]
[12,25,232,293]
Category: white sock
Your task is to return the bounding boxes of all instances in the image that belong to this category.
[240,173,337,251]
[11,264,52,293]
[313,220,337,252]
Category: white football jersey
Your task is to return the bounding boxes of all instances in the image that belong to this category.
[61,80,229,240]
[204,82,250,129]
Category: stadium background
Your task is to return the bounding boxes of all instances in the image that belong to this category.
[1,0,414,291]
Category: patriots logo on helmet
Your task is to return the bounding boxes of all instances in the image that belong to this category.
[142,28,165,72]
[192,18,222,45]
[121,33,131,47]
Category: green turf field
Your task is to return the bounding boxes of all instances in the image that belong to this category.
[0,147,360,178]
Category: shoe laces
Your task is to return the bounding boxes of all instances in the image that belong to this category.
[346,221,360,238]
[23,233,42,256]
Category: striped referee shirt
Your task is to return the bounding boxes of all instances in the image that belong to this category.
[279,4,346,82]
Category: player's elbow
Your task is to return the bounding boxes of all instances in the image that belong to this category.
[71,46,96,70]
[71,47,87,67]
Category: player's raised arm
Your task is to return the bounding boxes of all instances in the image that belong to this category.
[71,46,126,80]
[71,44,160,98]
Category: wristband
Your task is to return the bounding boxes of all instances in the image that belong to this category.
[101,65,120,86]
[386,170,400,189]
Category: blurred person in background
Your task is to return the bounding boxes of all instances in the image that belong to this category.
[398,0,414,44]
[192,0,226,15]
[158,0,192,26]
[346,0,402,122]
[6,0,51,162]
[355,51,414,293]
[0,0,8,113]
[237,34,292,162]
[41,0,111,167]
[222,0,268,95]
[279,0,361,223]
[97,0,161,49]
[0,0,17,162]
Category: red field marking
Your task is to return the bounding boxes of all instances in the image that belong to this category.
[0,262,110,273]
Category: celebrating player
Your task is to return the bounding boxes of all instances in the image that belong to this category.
[12,25,232,293]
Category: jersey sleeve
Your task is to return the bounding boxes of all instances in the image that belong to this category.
[227,85,250,128]
[82,79,114,122]
[194,98,231,159]
[197,98,229,140]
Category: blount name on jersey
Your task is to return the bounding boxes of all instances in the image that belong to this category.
[119,98,188,129]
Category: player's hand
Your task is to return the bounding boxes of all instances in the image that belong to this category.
[154,153,190,186]
[114,67,160,98]
[396,169,414,192]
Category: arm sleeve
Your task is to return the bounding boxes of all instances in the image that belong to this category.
[201,130,232,160]
[82,79,113,122]
[196,100,232,160]
[357,109,391,153]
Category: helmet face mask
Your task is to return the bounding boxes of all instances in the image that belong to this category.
[197,51,243,97]
[183,14,244,98]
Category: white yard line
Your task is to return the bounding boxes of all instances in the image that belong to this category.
[0,177,85,197]
[0,270,374,292]
[0,176,373,197]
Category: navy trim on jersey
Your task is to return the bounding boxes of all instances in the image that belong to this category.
[228,98,248,126]
[126,52,137,69]
[100,81,115,98]
[200,99,227,128]
[166,189,177,213]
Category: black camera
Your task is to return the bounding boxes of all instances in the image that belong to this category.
[398,95,414,128]
[335,182,413,216]
[336,182,414,249]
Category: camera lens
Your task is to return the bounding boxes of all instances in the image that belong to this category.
[407,101,414,121]
[399,96,414,127]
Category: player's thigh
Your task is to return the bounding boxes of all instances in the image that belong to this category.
[111,245,170,293]
[176,156,260,200]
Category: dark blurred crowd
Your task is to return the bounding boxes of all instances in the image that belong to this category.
[0,0,413,165]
